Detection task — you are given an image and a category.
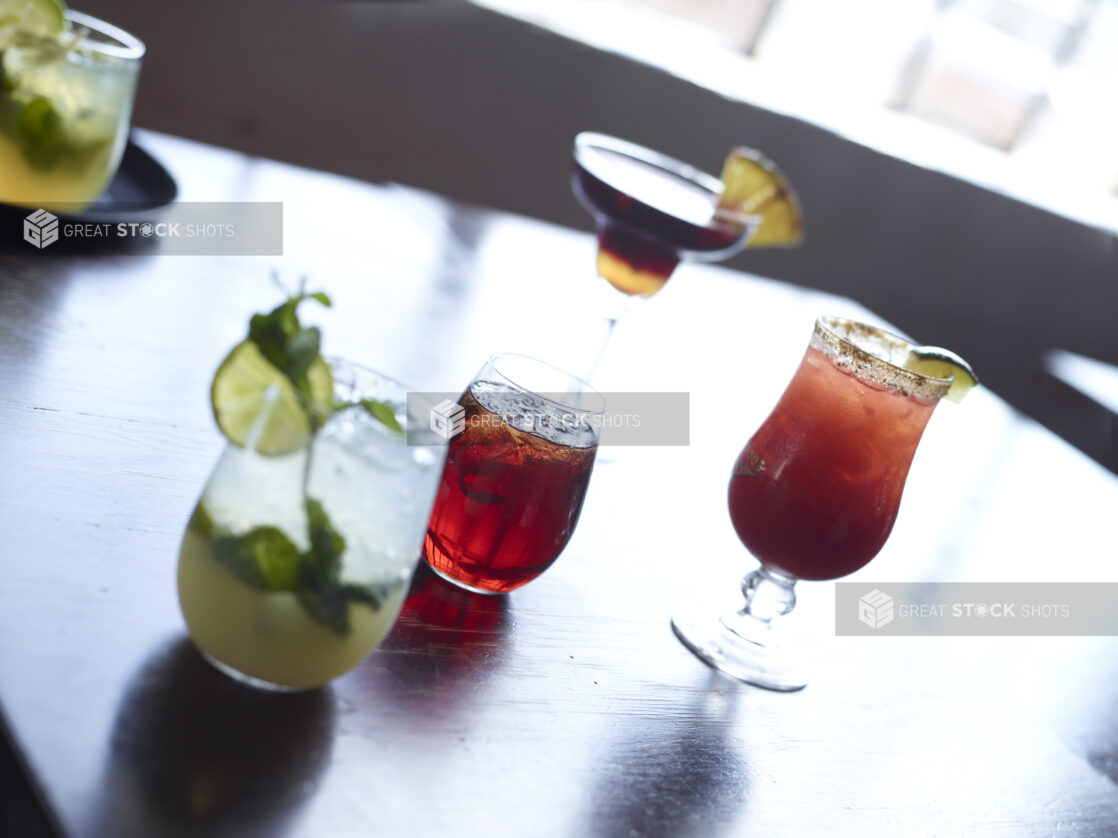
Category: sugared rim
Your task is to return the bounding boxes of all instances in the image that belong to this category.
[812,316,952,401]
[486,352,606,416]
[66,10,145,60]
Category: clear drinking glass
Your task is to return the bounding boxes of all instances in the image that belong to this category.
[672,317,953,690]
[423,353,605,594]
[0,10,144,211]
[177,363,443,691]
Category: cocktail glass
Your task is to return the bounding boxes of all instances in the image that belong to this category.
[0,10,143,211]
[177,362,443,691]
[423,353,605,594]
[671,317,953,691]
[570,132,757,378]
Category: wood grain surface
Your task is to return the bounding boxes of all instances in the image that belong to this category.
[1,131,1117,837]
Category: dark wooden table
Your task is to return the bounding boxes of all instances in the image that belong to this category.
[2,131,1117,837]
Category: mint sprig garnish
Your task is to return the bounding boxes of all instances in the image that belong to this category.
[15,95,64,169]
[213,525,300,591]
[297,498,393,634]
[332,397,405,436]
[358,398,404,435]
[188,503,215,540]
[197,497,394,637]
[239,285,404,437]
[247,287,332,428]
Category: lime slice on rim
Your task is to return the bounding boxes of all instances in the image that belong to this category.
[905,346,979,404]
[0,0,67,38]
[211,339,334,456]
[717,146,805,248]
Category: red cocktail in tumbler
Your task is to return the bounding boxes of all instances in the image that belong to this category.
[423,354,605,594]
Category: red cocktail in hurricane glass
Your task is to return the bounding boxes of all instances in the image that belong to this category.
[672,316,959,690]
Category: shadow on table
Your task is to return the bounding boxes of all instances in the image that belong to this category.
[580,672,752,838]
[83,636,336,838]
[366,563,513,712]
[0,206,163,256]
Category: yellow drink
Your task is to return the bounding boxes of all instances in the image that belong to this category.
[178,524,407,691]
[0,11,142,211]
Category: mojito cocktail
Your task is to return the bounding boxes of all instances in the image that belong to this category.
[177,292,443,690]
[0,4,143,211]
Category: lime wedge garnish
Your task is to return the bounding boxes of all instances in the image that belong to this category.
[905,346,979,403]
[717,146,805,248]
[211,339,334,456]
[0,0,66,39]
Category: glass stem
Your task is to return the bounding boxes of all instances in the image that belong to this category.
[579,287,644,385]
[581,314,618,385]
[725,566,797,640]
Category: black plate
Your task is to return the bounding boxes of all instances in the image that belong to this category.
[0,136,177,224]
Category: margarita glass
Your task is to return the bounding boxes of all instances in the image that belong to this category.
[570,132,758,379]
[0,9,143,211]
[178,363,443,691]
[672,317,959,691]
[571,132,757,298]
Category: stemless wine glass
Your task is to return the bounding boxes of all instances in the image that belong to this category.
[672,316,953,691]
[177,363,443,691]
[0,10,144,212]
[569,132,757,379]
[423,353,605,594]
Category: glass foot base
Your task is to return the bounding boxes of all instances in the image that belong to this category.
[425,563,509,596]
[200,651,312,693]
[671,603,808,692]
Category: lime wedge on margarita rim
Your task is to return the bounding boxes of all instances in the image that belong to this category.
[905,345,979,404]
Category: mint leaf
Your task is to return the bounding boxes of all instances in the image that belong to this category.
[202,496,393,636]
[0,57,14,93]
[188,502,215,540]
[295,496,395,636]
[362,399,405,435]
[297,497,350,633]
[297,582,394,636]
[337,581,392,611]
[296,587,351,636]
[284,325,321,385]
[17,95,66,171]
[303,497,346,580]
[333,397,405,436]
[213,526,301,592]
[246,291,332,429]
[0,87,20,137]
[247,309,292,373]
